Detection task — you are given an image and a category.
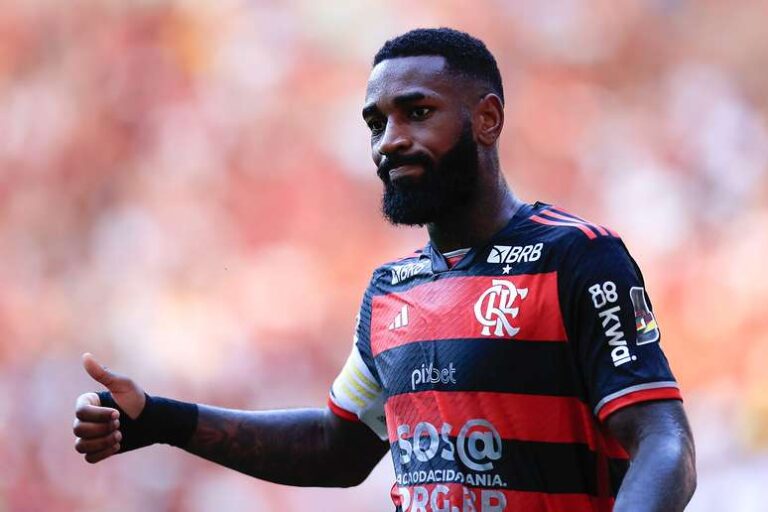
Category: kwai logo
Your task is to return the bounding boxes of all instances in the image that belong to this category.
[589,281,637,367]
[474,280,528,337]
[411,363,457,390]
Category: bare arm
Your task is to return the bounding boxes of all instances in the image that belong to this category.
[606,400,696,512]
[185,405,388,487]
[73,354,388,488]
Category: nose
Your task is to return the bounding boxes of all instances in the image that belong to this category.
[376,119,413,157]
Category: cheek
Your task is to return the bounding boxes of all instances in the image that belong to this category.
[417,118,464,157]
[420,134,453,163]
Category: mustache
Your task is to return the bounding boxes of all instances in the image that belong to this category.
[377,153,433,180]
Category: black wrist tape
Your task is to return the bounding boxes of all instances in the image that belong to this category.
[97,392,198,453]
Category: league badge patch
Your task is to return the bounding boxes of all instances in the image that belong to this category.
[630,286,660,345]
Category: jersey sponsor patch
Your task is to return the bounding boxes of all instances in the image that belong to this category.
[411,362,457,390]
[486,243,544,265]
[588,280,637,367]
[630,286,660,345]
[386,391,627,456]
[391,260,431,285]
[393,483,616,512]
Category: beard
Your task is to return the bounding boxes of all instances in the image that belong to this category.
[378,122,479,226]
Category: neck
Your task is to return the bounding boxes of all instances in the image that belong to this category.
[426,171,521,254]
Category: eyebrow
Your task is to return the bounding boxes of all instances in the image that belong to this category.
[361,91,429,119]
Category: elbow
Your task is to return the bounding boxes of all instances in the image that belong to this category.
[683,442,697,503]
[636,430,697,507]
[688,473,697,504]
[335,463,377,488]
[675,425,697,503]
[337,475,367,488]
[663,431,698,505]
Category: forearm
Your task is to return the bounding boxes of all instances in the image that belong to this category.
[614,433,696,512]
[184,405,379,487]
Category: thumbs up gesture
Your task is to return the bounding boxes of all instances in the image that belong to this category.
[73,353,146,463]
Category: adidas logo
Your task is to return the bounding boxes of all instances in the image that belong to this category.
[388,305,409,330]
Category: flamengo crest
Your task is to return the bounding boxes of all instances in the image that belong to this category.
[474,279,528,337]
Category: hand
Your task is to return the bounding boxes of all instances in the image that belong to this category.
[73,353,147,463]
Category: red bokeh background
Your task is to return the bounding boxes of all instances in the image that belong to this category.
[0,1,766,510]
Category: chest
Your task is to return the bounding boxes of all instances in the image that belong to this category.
[368,270,572,397]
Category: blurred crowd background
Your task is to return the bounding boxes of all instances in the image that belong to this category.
[1,0,766,510]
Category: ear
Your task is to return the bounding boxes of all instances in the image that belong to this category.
[473,93,504,146]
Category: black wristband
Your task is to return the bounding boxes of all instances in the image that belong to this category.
[97,392,198,453]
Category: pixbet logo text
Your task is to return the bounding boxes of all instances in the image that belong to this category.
[411,363,457,390]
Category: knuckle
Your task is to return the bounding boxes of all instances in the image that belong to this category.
[74,424,94,437]
[74,439,87,454]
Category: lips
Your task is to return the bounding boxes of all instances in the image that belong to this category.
[388,164,424,181]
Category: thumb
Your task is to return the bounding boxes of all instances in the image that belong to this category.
[82,353,146,420]
[82,353,126,392]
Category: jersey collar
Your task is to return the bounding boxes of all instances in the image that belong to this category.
[422,202,534,273]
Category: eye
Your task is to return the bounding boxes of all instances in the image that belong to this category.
[409,107,432,120]
[367,118,386,135]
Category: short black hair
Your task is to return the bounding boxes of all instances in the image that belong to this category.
[373,28,504,104]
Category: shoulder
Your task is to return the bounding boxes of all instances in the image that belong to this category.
[516,203,626,260]
[521,203,619,243]
[368,248,427,288]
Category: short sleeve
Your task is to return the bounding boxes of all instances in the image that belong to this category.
[328,287,387,440]
[560,236,682,422]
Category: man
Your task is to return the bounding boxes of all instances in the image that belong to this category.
[73,28,696,511]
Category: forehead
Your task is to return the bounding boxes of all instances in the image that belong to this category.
[365,55,458,106]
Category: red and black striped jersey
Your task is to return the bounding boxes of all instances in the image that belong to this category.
[329,202,681,512]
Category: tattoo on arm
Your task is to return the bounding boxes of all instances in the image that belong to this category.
[185,405,387,487]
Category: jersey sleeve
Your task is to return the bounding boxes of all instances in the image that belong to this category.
[328,285,387,440]
[560,235,682,423]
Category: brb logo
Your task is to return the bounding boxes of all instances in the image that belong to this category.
[487,243,543,264]
[397,419,502,472]
[474,280,528,337]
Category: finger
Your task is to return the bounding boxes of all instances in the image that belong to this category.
[75,403,119,422]
[84,443,121,464]
[75,431,122,454]
[73,418,119,439]
[75,392,100,409]
[82,353,127,392]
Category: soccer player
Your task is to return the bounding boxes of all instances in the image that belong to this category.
[73,28,696,511]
